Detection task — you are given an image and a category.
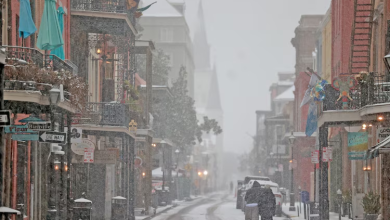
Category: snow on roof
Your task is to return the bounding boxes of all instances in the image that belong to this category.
[274,85,295,101]
[74,198,92,203]
[167,0,184,5]
[141,0,183,17]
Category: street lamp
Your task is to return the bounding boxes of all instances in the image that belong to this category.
[49,87,61,105]
[289,132,296,211]
[203,170,208,176]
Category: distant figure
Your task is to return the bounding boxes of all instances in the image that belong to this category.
[258,185,276,220]
[244,181,263,220]
[230,181,233,193]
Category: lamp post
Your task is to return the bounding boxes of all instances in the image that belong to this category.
[337,189,342,220]
[175,149,179,200]
[48,87,61,220]
[289,132,296,211]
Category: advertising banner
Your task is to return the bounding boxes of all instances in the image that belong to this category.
[348,132,368,160]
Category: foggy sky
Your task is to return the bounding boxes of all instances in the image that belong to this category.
[186,0,331,154]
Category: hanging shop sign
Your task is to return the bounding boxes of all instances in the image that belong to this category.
[0,110,11,127]
[311,150,319,164]
[64,127,82,143]
[84,148,94,163]
[39,131,67,144]
[134,157,143,168]
[376,127,390,143]
[12,134,39,141]
[348,132,368,160]
[28,122,51,131]
[71,139,95,155]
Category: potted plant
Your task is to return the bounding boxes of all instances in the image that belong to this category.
[342,189,352,217]
[362,191,380,220]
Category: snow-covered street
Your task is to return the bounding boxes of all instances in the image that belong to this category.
[151,193,289,220]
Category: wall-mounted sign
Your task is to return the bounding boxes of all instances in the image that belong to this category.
[322,147,333,162]
[71,139,95,155]
[348,132,368,160]
[94,148,119,164]
[376,127,390,143]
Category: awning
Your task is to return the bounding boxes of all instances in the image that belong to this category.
[0,207,21,215]
[364,135,390,159]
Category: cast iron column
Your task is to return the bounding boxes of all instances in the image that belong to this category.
[289,141,296,211]
[319,124,329,220]
[0,62,4,206]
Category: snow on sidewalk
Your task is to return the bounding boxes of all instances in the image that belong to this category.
[282,203,350,220]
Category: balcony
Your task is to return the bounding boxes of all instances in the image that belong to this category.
[2,46,75,74]
[77,102,132,127]
[71,0,127,13]
[322,73,390,112]
[70,0,137,36]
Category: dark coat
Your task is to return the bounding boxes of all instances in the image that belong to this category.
[258,188,276,218]
[244,186,264,204]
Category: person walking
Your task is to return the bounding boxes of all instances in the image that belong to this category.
[258,185,276,220]
[244,181,263,220]
[230,181,233,194]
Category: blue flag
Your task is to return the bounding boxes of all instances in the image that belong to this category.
[306,102,317,137]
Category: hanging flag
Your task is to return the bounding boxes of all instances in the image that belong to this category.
[300,73,320,107]
[19,0,37,39]
[305,102,317,137]
[137,2,157,12]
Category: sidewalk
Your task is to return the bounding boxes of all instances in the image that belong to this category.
[135,196,202,220]
[282,203,350,220]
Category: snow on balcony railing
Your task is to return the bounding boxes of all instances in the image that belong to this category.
[2,46,74,74]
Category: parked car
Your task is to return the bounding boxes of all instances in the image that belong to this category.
[240,180,283,216]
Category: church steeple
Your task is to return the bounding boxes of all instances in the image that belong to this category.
[193,0,211,69]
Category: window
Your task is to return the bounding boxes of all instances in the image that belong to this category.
[160,28,173,42]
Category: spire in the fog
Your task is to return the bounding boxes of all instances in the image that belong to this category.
[193,0,211,69]
[206,70,222,111]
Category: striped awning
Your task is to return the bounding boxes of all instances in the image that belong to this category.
[364,135,390,159]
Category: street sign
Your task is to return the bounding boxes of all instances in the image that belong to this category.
[65,127,82,143]
[28,122,51,131]
[12,134,39,141]
[5,125,35,133]
[311,150,319,164]
[0,110,11,127]
[301,191,310,204]
[39,131,67,144]
[84,148,94,163]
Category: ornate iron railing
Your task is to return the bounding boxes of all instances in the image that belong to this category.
[322,73,390,112]
[79,102,131,127]
[71,0,126,13]
[2,46,75,74]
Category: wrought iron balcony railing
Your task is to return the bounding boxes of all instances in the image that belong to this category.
[71,0,127,14]
[2,46,75,74]
[322,73,390,112]
[79,102,131,127]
